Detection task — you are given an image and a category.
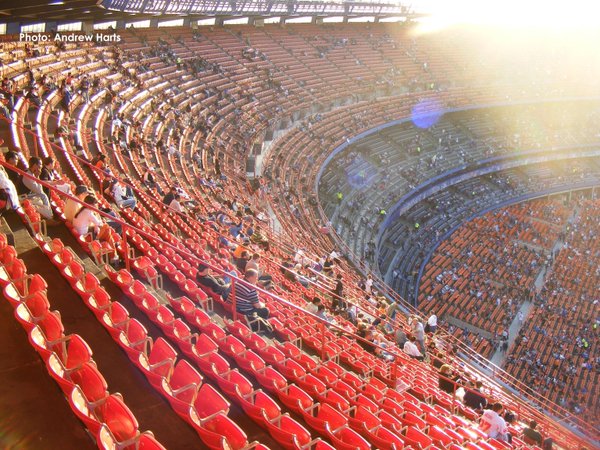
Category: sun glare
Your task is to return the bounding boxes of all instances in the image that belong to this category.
[413,0,600,33]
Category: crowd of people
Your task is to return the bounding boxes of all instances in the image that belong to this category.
[1,24,597,448]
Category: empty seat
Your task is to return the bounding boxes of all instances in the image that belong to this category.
[302,403,347,436]
[161,359,203,420]
[328,426,371,450]
[136,338,178,389]
[264,413,312,450]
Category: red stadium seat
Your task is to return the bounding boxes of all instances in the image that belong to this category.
[136,338,177,389]
[161,359,203,419]
[264,412,312,450]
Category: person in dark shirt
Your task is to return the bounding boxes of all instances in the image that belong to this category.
[357,324,376,355]
[331,273,346,311]
[522,420,543,446]
[162,186,177,205]
[196,264,230,300]
[463,380,488,411]
[438,364,461,394]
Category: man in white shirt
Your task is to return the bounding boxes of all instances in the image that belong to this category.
[403,336,424,361]
[304,297,321,314]
[480,402,509,441]
[168,194,184,213]
[0,166,20,210]
[112,181,137,209]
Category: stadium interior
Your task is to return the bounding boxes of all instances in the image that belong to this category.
[0,0,598,449]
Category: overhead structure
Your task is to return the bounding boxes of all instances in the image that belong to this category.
[99,0,414,18]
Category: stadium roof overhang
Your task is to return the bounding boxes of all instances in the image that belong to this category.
[99,0,413,17]
[0,0,419,23]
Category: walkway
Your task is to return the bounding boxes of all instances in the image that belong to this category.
[490,203,581,367]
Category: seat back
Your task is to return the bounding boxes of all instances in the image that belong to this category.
[70,362,109,403]
[193,383,230,418]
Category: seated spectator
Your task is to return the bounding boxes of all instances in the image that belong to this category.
[245,253,273,289]
[404,336,424,361]
[438,364,461,395]
[357,324,376,355]
[162,186,177,205]
[395,328,408,347]
[0,165,20,211]
[112,180,137,209]
[525,419,545,446]
[463,380,488,412]
[91,153,108,174]
[233,269,269,320]
[316,304,337,325]
[542,438,553,450]
[480,403,510,441]
[142,167,161,193]
[234,250,250,273]
[331,273,346,311]
[72,195,120,266]
[64,185,90,223]
[410,315,427,355]
[168,194,185,214]
[20,157,57,222]
[196,264,230,300]
[39,157,71,197]
[304,297,321,314]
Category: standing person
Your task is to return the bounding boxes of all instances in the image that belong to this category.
[411,315,427,355]
[425,314,438,334]
[479,403,509,441]
[332,273,345,311]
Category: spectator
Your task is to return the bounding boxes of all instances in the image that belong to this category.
[234,250,250,273]
[20,157,56,222]
[522,420,543,446]
[480,402,509,441]
[64,185,90,223]
[168,194,185,213]
[72,194,120,266]
[142,167,161,193]
[410,315,427,355]
[112,180,137,209]
[162,186,177,205]
[542,438,553,450]
[438,364,460,394]
[425,314,438,334]
[395,328,408,347]
[196,264,230,300]
[39,157,71,197]
[304,297,321,314]
[0,165,20,210]
[233,269,269,320]
[404,336,424,361]
[463,380,488,412]
[245,253,273,289]
[331,273,345,311]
